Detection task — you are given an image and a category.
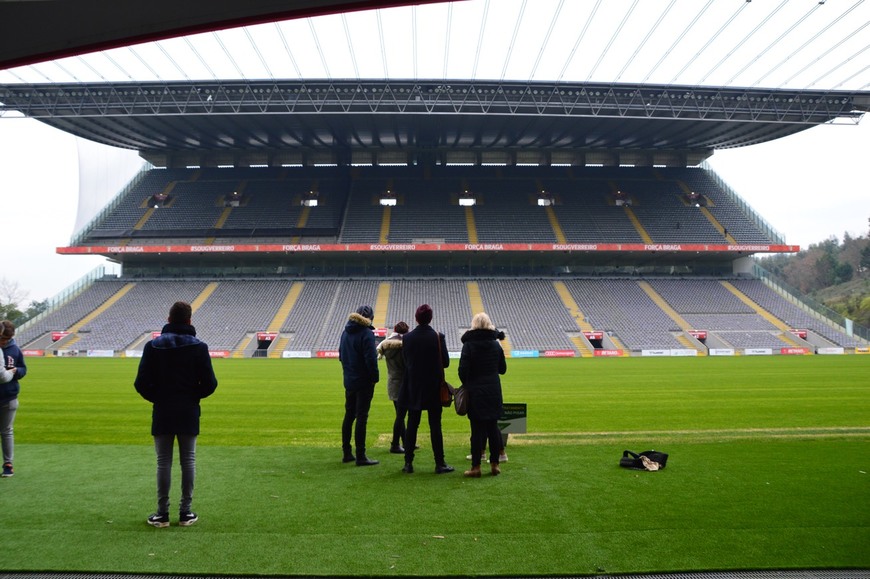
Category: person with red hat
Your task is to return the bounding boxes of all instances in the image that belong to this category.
[398,304,454,474]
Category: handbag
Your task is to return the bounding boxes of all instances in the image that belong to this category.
[440,380,455,407]
[436,332,454,407]
[619,450,668,471]
[453,385,468,416]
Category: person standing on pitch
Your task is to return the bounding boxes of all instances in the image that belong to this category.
[377,321,410,454]
[134,301,218,527]
[399,304,453,474]
[0,320,26,478]
[458,312,507,477]
[339,305,380,466]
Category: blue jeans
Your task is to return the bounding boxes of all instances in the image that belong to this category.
[0,398,17,464]
[154,433,197,514]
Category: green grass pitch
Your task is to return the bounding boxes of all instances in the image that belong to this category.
[1,355,868,576]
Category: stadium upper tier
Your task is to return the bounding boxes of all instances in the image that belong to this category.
[73,165,781,252]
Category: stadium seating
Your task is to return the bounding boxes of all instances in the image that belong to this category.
[23,165,864,357]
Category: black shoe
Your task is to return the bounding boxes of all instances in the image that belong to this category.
[390,445,405,454]
[402,462,414,473]
[178,511,198,527]
[147,513,169,528]
[435,464,455,474]
[342,453,356,463]
[356,456,379,466]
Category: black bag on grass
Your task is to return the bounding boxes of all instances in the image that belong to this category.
[620,450,668,471]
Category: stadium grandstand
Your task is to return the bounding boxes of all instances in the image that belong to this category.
[1,0,869,359]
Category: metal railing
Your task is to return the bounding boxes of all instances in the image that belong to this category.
[753,263,870,342]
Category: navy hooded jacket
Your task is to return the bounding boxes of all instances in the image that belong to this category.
[134,322,218,436]
[339,312,379,391]
[0,338,27,405]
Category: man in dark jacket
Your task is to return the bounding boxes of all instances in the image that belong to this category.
[0,320,27,478]
[134,301,217,527]
[399,304,454,474]
[339,305,380,466]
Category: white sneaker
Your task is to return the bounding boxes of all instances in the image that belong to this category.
[499,452,508,462]
[465,453,488,463]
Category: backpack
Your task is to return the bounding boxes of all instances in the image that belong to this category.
[619,450,669,471]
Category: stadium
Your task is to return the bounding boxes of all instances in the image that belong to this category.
[0,1,869,578]
[3,2,870,358]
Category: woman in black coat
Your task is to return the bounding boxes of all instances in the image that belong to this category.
[458,312,506,477]
[399,304,453,474]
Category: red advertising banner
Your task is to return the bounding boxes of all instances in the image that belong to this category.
[51,331,70,341]
[316,351,340,358]
[583,331,603,340]
[780,347,809,355]
[789,329,808,339]
[209,351,231,358]
[152,331,161,339]
[374,328,388,338]
[257,332,278,341]
[58,242,801,256]
[541,350,576,358]
[594,349,622,357]
[22,349,45,357]
[688,330,707,340]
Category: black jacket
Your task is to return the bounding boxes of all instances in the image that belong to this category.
[400,324,448,412]
[458,329,506,421]
[134,323,218,435]
[338,312,379,391]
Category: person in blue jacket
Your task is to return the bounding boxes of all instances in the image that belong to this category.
[0,320,27,478]
[134,301,217,527]
[339,305,380,466]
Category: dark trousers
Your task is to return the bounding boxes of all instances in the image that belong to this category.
[342,385,375,455]
[404,407,445,466]
[470,418,503,467]
[391,401,407,448]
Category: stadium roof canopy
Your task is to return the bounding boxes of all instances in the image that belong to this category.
[1,0,869,168]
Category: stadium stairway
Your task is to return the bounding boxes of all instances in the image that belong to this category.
[290,205,312,244]
[624,206,654,243]
[374,282,390,328]
[267,282,304,358]
[674,178,737,243]
[379,205,391,244]
[233,334,257,358]
[465,206,479,243]
[719,281,809,350]
[191,282,219,312]
[545,205,568,244]
[552,281,594,357]
[60,283,137,352]
[699,206,737,244]
[637,281,706,355]
[134,181,178,231]
[466,280,513,355]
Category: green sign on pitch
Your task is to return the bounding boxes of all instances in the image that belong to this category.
[498,403,527,434]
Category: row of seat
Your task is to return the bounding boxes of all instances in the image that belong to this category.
[18,277,863,353]
[83,166,777,245]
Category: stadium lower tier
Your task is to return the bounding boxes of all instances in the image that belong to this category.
[17,277,867,357]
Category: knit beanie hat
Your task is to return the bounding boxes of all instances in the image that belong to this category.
[356,305,374,320]
[415,304,433,325]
